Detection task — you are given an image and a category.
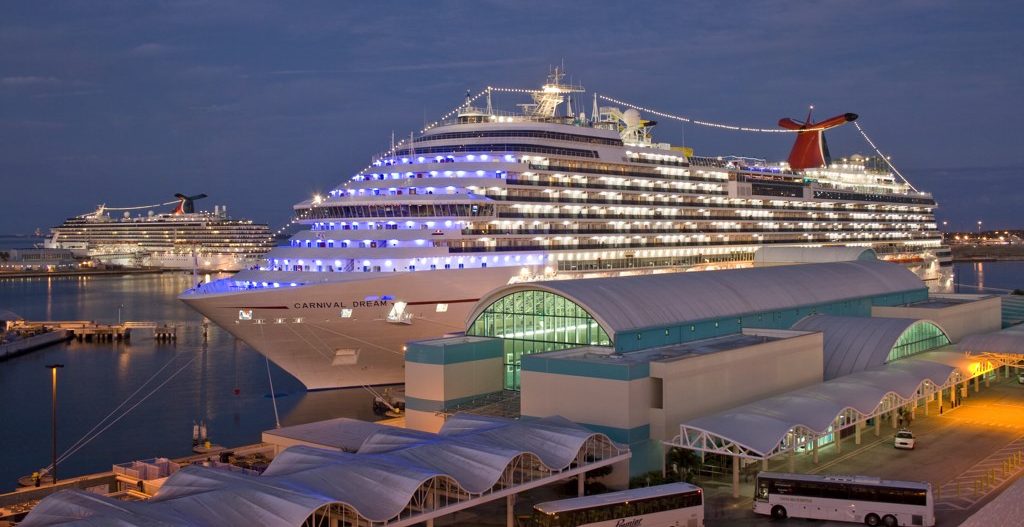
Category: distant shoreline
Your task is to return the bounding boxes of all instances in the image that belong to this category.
[0,268,188,280]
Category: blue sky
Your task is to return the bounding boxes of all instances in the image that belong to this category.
[1,1,1021,234]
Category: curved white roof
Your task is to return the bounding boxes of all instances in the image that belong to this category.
[754,246,877,264]
[959,324,1024,355]
[681,359,957,456]
[22,415,626,527]
[791,315,949,380]
[469,260,925,335]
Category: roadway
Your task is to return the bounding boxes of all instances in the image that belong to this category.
[704,372,1024,526]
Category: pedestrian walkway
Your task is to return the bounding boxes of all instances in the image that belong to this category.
[935,434,1024,511]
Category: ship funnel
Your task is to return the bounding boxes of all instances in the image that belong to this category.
[778,110,858,170]
[173,193,208,214]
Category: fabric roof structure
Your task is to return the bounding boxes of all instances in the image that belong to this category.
[672,359,958,459]
[958,323,1024,356]
[753,246,877,264]
[791,315,950,380]
[0,309,24,321]
[469,260,925,336]
[22,415,628,527]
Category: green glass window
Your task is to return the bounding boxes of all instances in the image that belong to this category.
[468,290,612,389]
[887,321,950,362]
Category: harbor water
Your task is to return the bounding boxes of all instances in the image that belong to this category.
[0,271,379,492]
[0,260,1021,492]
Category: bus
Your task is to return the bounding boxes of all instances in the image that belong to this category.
[753,471,934,526]
[527,482,703,527]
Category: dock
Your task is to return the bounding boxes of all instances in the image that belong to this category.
[0,330,73,360]
[7,321,179,344]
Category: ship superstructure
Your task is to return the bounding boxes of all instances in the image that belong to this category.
[180,72,945,389]
[47,194,273,271]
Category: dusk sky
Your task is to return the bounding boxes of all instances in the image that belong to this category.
[1,1,1021,234]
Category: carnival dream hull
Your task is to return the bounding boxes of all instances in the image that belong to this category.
[180,266,525,389]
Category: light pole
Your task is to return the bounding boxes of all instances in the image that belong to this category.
[977,220,982,235]
[45,364,64,485]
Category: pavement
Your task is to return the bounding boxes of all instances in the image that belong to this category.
[433,373,1024,526]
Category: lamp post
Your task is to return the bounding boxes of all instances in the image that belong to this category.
[45,364,64,484]
[977,220,982,234]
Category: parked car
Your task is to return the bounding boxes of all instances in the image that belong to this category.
[1018,372,1024,384]
[894,429,916,449]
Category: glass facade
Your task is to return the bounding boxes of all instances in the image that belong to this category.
[467,290,612,389]
[887,321,950,362]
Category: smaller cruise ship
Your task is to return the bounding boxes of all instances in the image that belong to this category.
[46,194,273,271]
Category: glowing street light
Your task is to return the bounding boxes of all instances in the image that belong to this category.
[45,364,64,485]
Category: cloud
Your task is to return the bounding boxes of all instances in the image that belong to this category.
[128,42,173,57]
[1,76,60,86]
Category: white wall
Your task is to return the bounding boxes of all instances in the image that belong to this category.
[649,331,823,441]
[872,295,1001,343]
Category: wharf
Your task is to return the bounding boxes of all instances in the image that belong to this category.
[0,330,72,360]
[8,321,179,343]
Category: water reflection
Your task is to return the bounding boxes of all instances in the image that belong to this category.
[0,273,377,492]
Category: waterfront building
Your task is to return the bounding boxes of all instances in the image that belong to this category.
[402,258,1006,484]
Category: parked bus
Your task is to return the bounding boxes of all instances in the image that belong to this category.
[527,482,704,527]
[753,471,934,526]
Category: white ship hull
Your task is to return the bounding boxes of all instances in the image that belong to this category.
[181,266,524,389]
[143,252,257,272]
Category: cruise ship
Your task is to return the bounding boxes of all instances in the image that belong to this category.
[47,194,273,271]
[180,72,946,390]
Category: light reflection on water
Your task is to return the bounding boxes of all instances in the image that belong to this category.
[0,272,378,492]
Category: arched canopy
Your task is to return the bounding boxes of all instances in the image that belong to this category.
[21,416,628,527]
[676,359,958,458]
[791,315,951,380]
[469,260,924,338]
[959,324,1024,356]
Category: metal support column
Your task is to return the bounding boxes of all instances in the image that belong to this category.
[855,420,862,445]
[732,455,740,498]
[507,494,515,527]
[577,472,585,497]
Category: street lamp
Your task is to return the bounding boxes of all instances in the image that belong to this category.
[45,364,64,485]
[977,220,982,234]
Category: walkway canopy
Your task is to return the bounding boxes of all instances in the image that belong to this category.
[670,360,958,459]
[959,323,1024,357]
[22,415,629,527]
[791,315,951,379]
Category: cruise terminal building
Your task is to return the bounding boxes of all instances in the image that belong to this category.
[405,253,1017,490]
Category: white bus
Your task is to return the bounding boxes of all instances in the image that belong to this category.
[527,482,704,527]
[753,471,934,527]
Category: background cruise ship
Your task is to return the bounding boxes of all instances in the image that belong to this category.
[181,72,947,390]
[47,194,273,272]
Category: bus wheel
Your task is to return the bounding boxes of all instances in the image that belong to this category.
[865,513,881,526]
[771,505,787,520]
[882,515,898,527]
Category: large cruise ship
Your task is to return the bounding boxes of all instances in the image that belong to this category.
[47,194,273,271]
[180,72,946,390]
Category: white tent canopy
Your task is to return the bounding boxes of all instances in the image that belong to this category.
[959,323,1024,356]
[22,415,627,527]
[675,359,957,458]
